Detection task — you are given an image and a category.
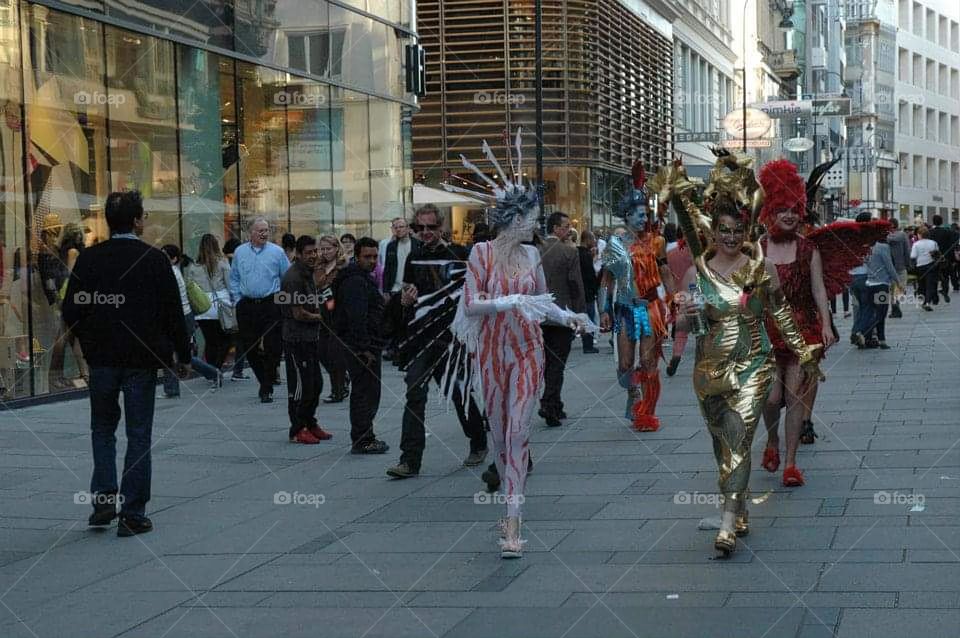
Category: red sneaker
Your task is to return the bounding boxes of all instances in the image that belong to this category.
[308,425,333,441]
[293,429,321,444]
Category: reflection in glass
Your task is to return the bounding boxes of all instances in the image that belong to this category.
[287,81,334,236]
[369,98,403,238]
[21,7,108,395]
[329,4,376,92]
[237,63,289,237]
[103,0,235,50]
[105,27,180,249]
[178,48,236,257]
[0,0,29,400]
[330,87,370,235]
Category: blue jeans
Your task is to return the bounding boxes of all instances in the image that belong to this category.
[89,367,156,519]
[160,313,219,396]
[849,274,868,338]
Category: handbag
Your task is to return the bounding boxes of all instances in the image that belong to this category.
[217,298,238,333]
[186,279,212,314]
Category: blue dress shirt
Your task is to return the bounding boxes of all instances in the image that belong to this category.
[229,241,290,300]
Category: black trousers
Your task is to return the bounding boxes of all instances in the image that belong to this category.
[346,350,382,447]
[318,331,347,396]
[541,324,574,414]
[399,350,486,470]
[236,297,282,397]
[917,264,939,305]
[198,320,230,370]
[284,340,322,439]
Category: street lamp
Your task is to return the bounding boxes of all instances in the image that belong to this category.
[864,132,884,208]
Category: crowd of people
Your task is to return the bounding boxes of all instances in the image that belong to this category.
[61,147,956,556]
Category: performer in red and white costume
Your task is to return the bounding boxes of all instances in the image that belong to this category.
[447,131,590,558]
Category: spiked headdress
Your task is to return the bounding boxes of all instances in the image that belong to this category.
[616,160,650,219]
[442,128,539,230]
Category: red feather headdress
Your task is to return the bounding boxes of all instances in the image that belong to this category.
[758,159,806,229]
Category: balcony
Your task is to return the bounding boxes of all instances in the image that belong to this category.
[766,50,801,80]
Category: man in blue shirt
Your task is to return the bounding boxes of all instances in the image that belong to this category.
[230,217,290,402]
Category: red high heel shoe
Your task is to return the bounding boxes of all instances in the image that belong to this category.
[782,465,805,487]
[761,447,780,473]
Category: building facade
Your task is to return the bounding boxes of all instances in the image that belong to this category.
[894,0,960,223]
[672,0,738,179]
[0,0,417,402]
[412,0,677,235]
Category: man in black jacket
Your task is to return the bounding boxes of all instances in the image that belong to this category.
[381,217,420,361]
[62,191,190,537]
[928,214,958,304]
[385,207,487,479]
[335,237,390,454]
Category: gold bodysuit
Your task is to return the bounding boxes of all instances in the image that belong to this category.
[692,252,811,508]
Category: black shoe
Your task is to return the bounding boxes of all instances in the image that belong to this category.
[583,347,600,354]
[117,516,153,537]
[463,449,488,467]
[322,390,348,404]
[944,292,950,303]
[481,465,500,492]
[559,409,568,419]
[386,462,419,479]
[666,356,681,377]
[878,341,891,350]
[260,393,273,403]
[545,415,562,427]
[865,339,880,349]
[351,439,389,454]
[87,496,118,527]
[922,304,933,311]
[889,307,902,318]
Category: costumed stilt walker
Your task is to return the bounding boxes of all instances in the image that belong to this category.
[755,160,890,487]
[660,152,819,557]
[598,161,670,431]
[444,130,591,559]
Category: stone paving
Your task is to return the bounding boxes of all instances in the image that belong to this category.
[0,302,957,637]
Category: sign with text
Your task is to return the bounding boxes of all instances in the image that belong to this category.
[674,131,722,143]
[722,108,772,139]
[721,138,772,148]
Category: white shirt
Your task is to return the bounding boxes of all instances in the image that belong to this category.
[910,238,939,267]
[594,238,606,274]
[171,265,191,316]
[392,237,413,292]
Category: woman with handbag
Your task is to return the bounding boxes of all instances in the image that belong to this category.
[185,234,237,370]
[315,235,349,403]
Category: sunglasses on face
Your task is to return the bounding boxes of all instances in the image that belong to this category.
[412,223,440,232]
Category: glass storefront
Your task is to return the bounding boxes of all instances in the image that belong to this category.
[0,0,414,402]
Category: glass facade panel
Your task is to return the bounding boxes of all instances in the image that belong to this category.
[369,97,403,238]
[331,87,369,236]
[236,62,288,239]
[3,1,410,401]
[105,26,180,248]
[287,79,334,236]
[178,48,235,255]
[0,0,28,400]
[22,7,108,396]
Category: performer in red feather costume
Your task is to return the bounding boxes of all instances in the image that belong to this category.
[756,159,889,487]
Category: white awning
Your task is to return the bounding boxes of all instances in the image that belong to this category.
[413,183,484,208]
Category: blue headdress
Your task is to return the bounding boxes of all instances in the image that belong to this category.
[615,160,649,220]
[442,128,539,230]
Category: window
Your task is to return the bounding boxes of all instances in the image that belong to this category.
[898,47,909,81]
[899,153,910,187]
[898,0,910,29]
[898,101,910,134]
[286,31,345,77]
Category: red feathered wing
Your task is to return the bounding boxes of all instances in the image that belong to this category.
[805,220,892,296]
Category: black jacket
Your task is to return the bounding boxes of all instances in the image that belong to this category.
[928,225,958,261]
[62,238,190,369]
[382,236,421,294]
[578,246,599,303]
[334,263,385,353]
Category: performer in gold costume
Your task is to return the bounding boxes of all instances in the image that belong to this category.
[663,153,819,557]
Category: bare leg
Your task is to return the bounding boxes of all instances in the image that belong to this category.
[763,363,784,450]
[781,362,805,469]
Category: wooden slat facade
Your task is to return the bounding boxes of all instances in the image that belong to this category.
[413,0,674,179]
